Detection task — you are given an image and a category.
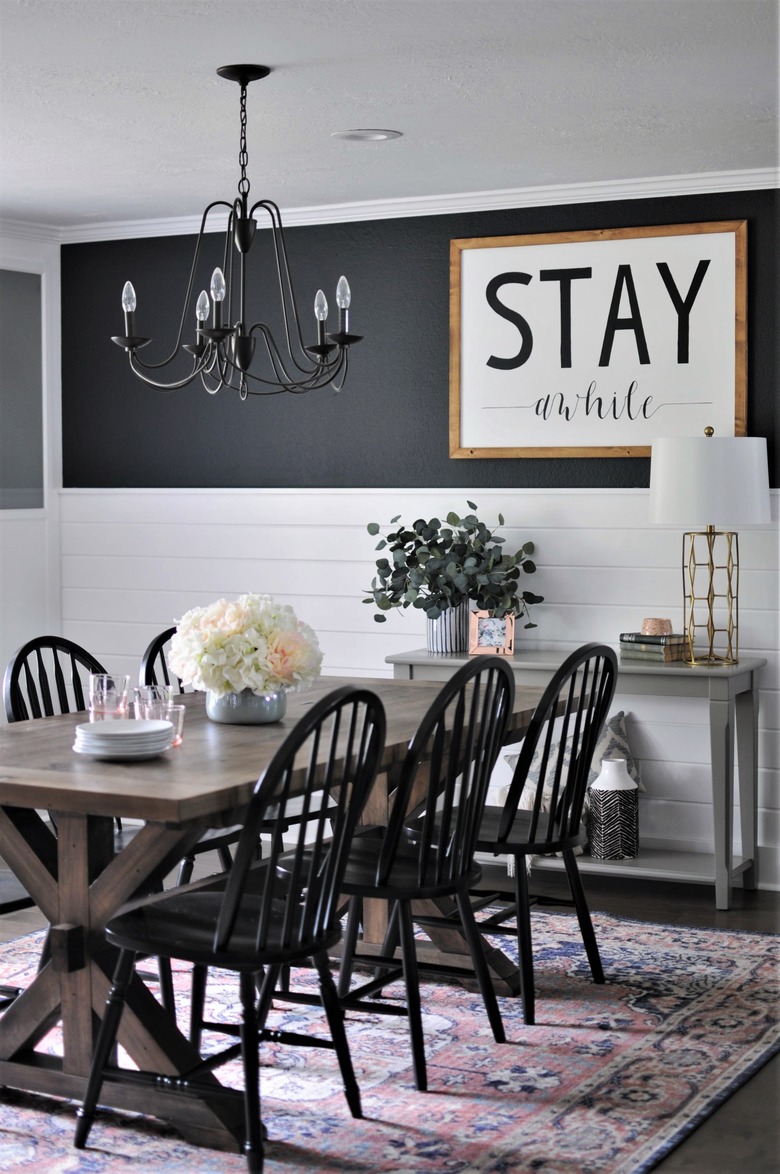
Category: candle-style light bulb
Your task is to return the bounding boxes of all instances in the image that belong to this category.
[120,281,137,338]
[335,275,351,334]
[313,289,329,348]
[121,281,137,312]
[210,268,226,302]
[314,290,328,321]
[336,276,351,309]
[209,268,226,330]
[196,290,210,322]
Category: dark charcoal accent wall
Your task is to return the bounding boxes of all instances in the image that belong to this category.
[61,189,778,488]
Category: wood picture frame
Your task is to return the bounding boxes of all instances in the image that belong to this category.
[449,220,747,459]
[468,611,515,656]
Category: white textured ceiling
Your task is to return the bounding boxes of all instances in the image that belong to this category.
[0,0,778,232]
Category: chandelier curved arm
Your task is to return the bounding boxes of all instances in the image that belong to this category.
[128,350,206,391]
[117,200,234,373]
[245,322,348,392]
[250,199,316,372]
[331,348,350,393]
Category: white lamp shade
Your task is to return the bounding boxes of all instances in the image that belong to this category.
[649,436,771,527]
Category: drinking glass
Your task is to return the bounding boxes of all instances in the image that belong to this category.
[168,704,186,746]
[136,697,173,722]
[88,674,131,721]
[133,684,174,718]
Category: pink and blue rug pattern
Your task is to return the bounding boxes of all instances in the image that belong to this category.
[0,911,777,1172]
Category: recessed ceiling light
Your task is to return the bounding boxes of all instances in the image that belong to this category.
[331,129,402,142]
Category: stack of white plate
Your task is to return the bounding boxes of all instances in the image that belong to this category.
[73,719,174,761]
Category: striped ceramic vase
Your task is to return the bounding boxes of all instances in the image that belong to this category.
[426,601,469,654]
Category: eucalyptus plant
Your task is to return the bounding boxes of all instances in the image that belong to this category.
[363,501,543,625]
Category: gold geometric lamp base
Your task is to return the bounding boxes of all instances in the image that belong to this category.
[682,526,738,666]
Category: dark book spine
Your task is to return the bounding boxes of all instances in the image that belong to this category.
[619,632,686,646]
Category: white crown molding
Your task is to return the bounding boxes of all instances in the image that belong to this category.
[3,169,778,245]
[0,220,63,244]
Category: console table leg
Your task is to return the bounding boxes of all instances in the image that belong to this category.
[735,688,759,890]
[709,696,734,910]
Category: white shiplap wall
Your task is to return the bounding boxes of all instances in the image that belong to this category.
[59,485,779,888]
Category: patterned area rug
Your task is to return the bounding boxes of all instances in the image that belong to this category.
[0,912,777,1173]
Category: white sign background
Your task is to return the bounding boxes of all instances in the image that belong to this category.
[451,223,745,457]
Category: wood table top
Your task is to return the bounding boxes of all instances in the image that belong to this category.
[0,675,544,826]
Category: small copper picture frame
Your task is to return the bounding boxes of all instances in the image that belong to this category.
[468,611,515,656]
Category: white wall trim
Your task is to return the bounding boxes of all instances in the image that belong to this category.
[3,168,777,245]
[0,234,63,649]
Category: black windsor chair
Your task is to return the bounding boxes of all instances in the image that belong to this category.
[331,655,516,1092]
[4,636,131,842]
[140,627,242,886]
[73,685,387,1174]
[3,635,176,1010]
[467,643,618,1025]
[3,635,108,722]
[139,625,182,693]
[2,637,120,918]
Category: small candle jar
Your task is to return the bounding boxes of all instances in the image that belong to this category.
[641,617,673,637]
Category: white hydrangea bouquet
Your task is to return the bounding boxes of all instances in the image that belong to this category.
[168,593,322,698]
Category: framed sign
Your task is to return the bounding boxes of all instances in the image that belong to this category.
[468,611,515,656]
[449,221,747,458]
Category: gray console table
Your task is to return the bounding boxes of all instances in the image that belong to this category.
[387,648,767,910]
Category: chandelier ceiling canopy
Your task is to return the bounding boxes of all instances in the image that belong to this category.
[112,64,363,400]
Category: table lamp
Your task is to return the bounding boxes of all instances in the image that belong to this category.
[648,429,771,666]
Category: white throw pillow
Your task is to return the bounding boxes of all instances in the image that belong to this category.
[501,711,643,808]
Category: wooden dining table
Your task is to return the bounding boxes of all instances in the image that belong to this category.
[0,674,544,1154]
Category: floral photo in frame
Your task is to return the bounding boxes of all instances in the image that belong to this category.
[469,610,515,656]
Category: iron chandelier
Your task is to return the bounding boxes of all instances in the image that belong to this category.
[112,65,363,400]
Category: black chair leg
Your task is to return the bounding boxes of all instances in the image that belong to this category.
[239,970,264,1174]
[374,899,401,990]
[0,984,23,1007]
[513,853,536,1025]
[314,951,362,1119]
[176,854,196,887]
[157,956,176,1015]
[455,888,505,1043]
[563,849,605,984]
[397,900,427,1092]
[337,895,362,997]
[189,961,208,1050]
[74,948,136,1149]
[255,963,280,1032]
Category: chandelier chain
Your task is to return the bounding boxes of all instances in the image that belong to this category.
[238,84,250,198]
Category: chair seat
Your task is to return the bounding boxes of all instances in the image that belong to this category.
[105,881,342,972]
[404,806,588,863]
[341,842,482,900]
[476,805,588,856]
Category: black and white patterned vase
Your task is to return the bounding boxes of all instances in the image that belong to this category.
[589,758,639,860]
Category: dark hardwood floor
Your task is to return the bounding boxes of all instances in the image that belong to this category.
[1,857,778,1172]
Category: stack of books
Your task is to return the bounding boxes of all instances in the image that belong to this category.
[619,632,689,662]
